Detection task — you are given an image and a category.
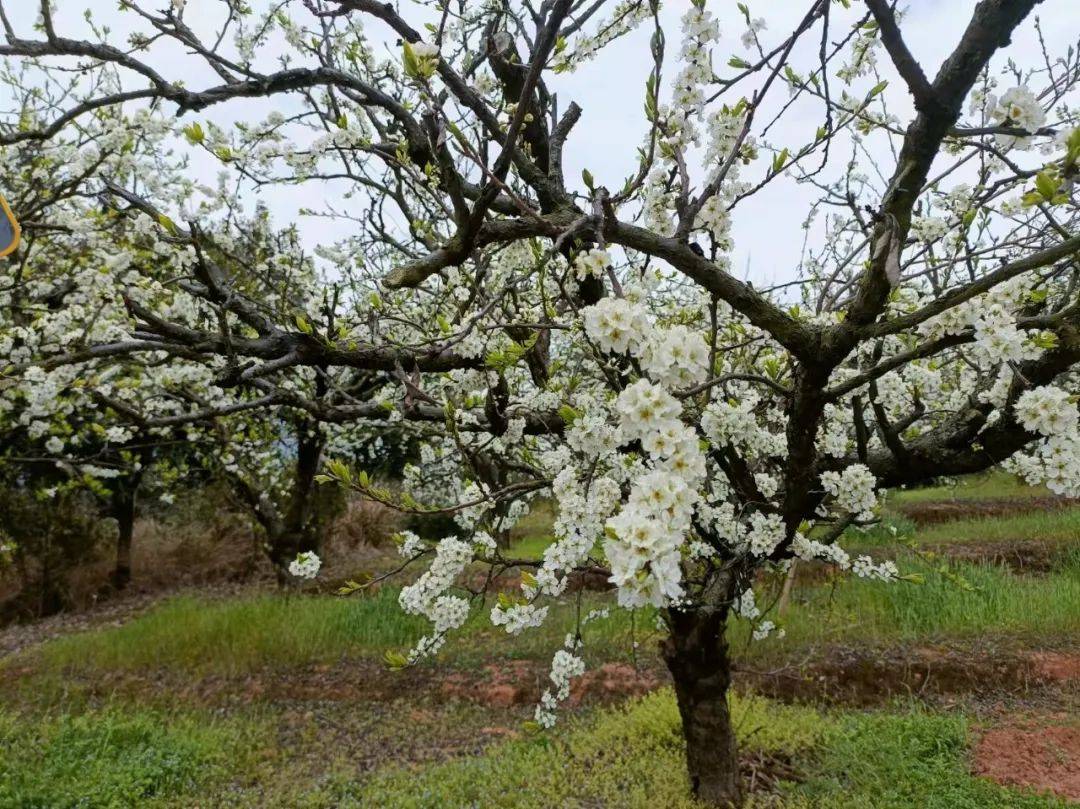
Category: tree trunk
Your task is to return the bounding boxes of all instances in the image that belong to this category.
[110,485,136,591]
[663,602,742,808]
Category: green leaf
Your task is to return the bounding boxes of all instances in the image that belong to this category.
[558,404,581,425]
[156,213,178,235]
[771,147,789,173]
[402,41,421,78]
[728,56,751,70]
[581,168,595,191]
[1035,170,1059,201]
[383,650,409,671]
[182,122,205,145]
[867,80,888,99]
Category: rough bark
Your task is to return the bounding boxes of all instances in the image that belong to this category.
[109,484,136,591]
[663,584,742,807]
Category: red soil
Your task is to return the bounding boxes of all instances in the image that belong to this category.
[973,723,1080,802]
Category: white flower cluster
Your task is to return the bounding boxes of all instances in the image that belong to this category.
[740,18,767,50]
[399,537,474,659]
[535,648,585,729]
[989,86,1046,149]
[820,464,878,521]
[910,216,949,244]
[745,511,784,557]
[604,379,706,608]
[583,299,711,391]
[582,297,650,355]
[490,601,549,635]
[551,1,651,73]
[288,551,321,580]
[573,248,611,280]
[702,392,783,459]
[640,325,710,388]
[395,530,426,558]
[1015,385,1078,437]
[674,5,720,112]
[1009,385,1080,497]
[851,555,899,581]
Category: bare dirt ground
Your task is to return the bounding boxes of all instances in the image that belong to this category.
[894,496,1078,526]
[973,722,1080,802]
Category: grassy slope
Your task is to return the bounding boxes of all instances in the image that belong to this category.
[26,548,1078,678]
[292,691,1066,809]
[26,587,649,675]
[886,471,1052,504]
[742,552,1080,653]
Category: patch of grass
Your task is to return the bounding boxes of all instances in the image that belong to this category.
[507,498,557,559]
[333,690,821,808]
[0,705,264,808]
[746,553,1080,652]
[305,690,1064,809]
[34,588,429,675]
[914,508,1080,545]
[22,585,652,678]
[886,471,1050,504]
[793,710,1071,808]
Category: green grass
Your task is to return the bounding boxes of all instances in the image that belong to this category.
[35,588,429,675]
[310,690,1065,809]
[744,553,1080,653]
[332,690,821,809]
[27,547,1078,679]
[793,710,1070,808]
[913,508,1080,545]
[0,705,264,808]
[1,691,1065,808]
[886,471,1050,504]
[22,586,652,676]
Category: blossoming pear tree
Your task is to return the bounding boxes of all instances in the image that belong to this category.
[0,103,351,585]
[3,0,1080,804]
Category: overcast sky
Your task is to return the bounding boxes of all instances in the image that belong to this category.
[4,1,1076,290]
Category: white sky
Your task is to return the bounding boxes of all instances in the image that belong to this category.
[4,0,1076,289]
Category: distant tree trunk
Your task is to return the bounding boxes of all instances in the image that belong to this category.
[110,485,136,591]
[266,417,327,583]
[777,560,798,616]
[107,448,150,592]
[283,418,324,554]
[663,579,742,808]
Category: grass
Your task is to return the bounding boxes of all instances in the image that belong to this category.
[885,471,1051,504]
[793,709,1071,808]
[35,587,429,675]
[24,545,1079,678]
[309,690,1066,809]
[332,690,822,809]
[743,553,1080,653]
[0,705,265,808]
[0,690,1066,808]
[23,586,650,676]
[914,508,1080,545]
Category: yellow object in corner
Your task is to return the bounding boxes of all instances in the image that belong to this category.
[0,194,20,258]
